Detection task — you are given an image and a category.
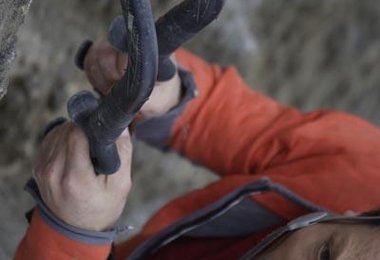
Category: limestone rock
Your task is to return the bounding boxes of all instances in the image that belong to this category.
[0,0,31,99]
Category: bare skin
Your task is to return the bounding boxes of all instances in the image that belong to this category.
[257,223,380,260]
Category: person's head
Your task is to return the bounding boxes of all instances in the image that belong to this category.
[257,222,380,260]
[254,211,380,260]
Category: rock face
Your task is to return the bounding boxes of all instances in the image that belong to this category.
[1,0,380,258]
[251,0,380,123]
[0,0,31,99]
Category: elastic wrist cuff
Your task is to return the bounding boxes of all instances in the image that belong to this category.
[25,179,117,245]
[134,68,197,149]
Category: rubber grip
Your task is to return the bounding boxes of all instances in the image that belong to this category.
[68,0,158,175]
[75,40,93,70]
[156,0,225,81]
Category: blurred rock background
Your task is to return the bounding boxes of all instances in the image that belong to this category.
[1,0,379,257]
[0,0,32,99]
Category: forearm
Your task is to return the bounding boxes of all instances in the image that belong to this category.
[135,49,380,177]
[171,49,299,175]
[135,49,300,175]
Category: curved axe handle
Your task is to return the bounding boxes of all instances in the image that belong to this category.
[75,0,225,81]
[156,0,225,81]
[69,0,226,174]
[68,0,158,175]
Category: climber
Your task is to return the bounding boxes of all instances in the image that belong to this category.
[15,3,380,260]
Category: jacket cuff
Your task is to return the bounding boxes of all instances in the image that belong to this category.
[16,208,112,260]
[134,68,197,149]
[25,179,117,245]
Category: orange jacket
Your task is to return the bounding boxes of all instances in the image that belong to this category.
[16,49,380,259]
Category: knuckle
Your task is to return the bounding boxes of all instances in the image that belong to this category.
[41,165,55,183]
[36,161,56,181]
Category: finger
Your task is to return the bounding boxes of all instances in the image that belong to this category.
[38,143,67,195]
[98,46,122,83]
[57,125,101,200]
[35,123,71,186]
[66,125,96,175]
[84,47,111,95]
[140,70,181,117]
[37,122,69,171]
[97,133,132,191]
[115,52,128,78]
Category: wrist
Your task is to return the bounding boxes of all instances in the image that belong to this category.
[25,179,119,245]
[16,209,112,260]
[140,71,182,118]
[134,68,197,149]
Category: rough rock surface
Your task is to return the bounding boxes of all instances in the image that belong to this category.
[0,0,31,99]
[1,0,380,258]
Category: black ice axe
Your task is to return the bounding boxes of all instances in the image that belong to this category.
[72,0,225,175]
[68,0,158,175]
[155,0,225,81]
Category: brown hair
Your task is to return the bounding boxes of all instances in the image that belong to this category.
[361,208,380,217]
[360,208,380,227]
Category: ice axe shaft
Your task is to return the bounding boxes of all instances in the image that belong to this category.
[68,0,158,175]
[156,0,225,81]
[70,0,225,175]
[76,0,225,81]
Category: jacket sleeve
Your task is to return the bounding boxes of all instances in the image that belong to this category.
[15,210,111,260]
[15,180,116,260]
[135,49,380,177]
